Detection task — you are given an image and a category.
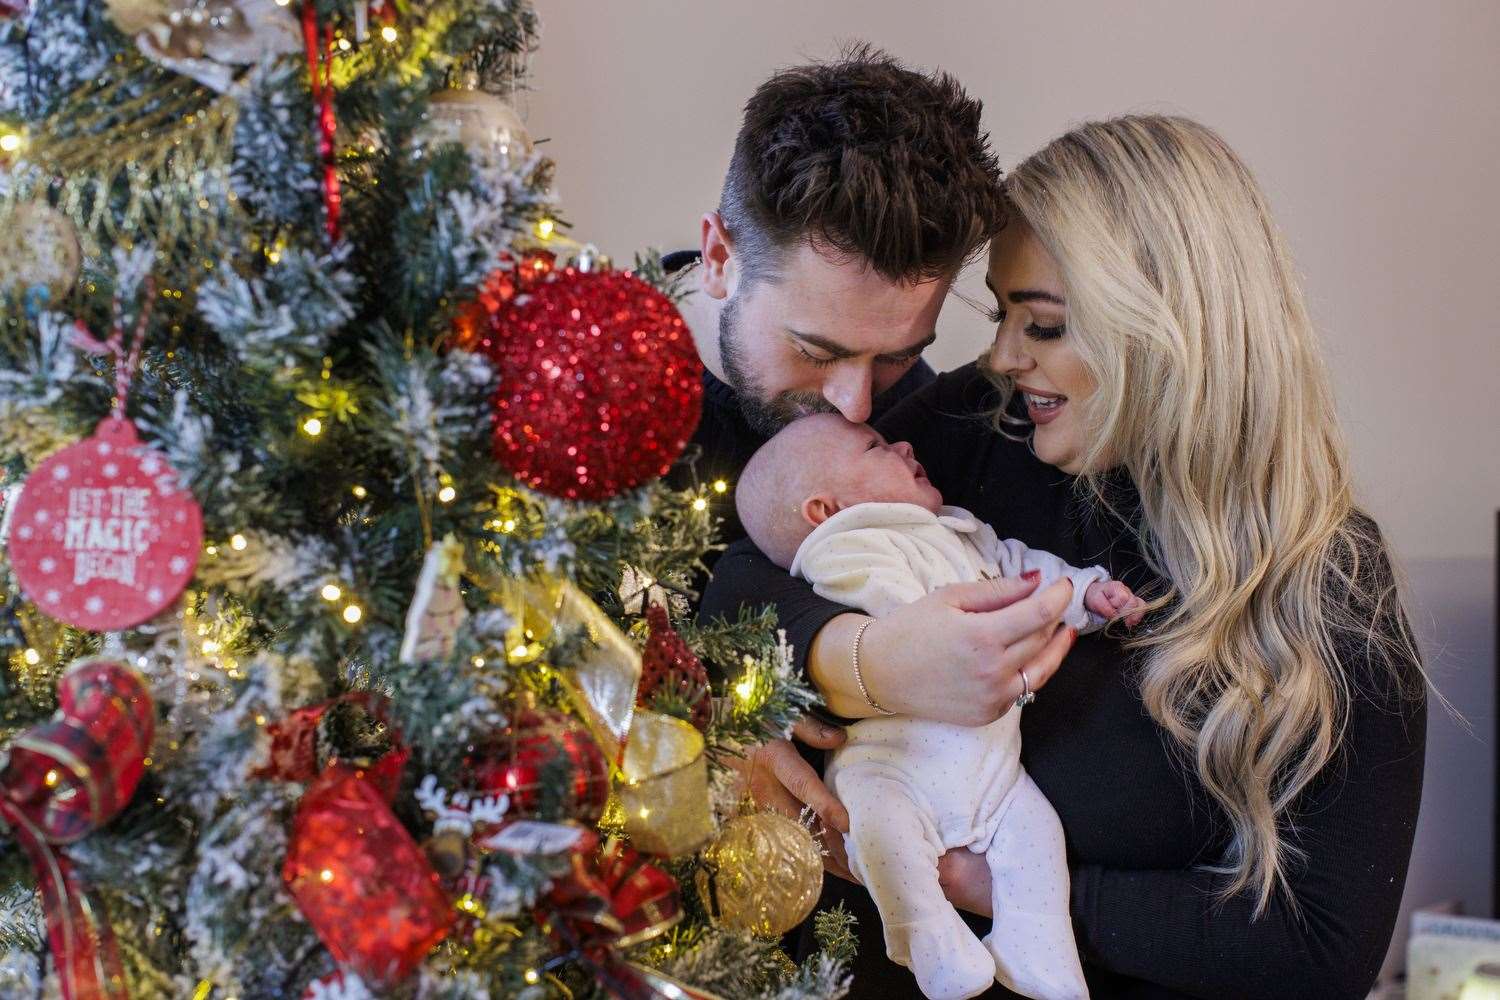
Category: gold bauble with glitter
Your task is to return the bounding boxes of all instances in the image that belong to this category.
[695,812,823,937]
[0,203,80,300]
[423,89,534,160]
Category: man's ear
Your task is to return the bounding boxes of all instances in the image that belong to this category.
[699,212,735,300]
[801,494,841,527]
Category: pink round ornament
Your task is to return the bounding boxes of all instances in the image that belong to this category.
[6,417,202,631]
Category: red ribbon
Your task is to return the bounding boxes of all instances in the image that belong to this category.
[540,833,701,1000]
[0,658,155,1000]
[301,3,341,242]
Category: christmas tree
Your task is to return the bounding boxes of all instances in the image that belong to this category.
[0,1,855,996]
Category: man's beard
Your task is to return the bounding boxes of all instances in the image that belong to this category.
[718,295,836,437]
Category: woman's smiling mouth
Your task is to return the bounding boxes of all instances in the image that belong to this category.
[1017,384,1068,425]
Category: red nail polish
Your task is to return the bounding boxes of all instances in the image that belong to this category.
[1021,569,1041,583]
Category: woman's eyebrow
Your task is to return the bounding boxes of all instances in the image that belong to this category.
[1007,289,1065,306]
[982,276,1065,307]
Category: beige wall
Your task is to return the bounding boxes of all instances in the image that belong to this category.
[523,2,1499,977]
[525,0,1500,564]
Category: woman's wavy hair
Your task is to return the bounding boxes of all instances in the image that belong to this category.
[986,115,1423,915]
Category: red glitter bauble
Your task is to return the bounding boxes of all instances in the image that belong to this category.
[466,706,610,823]
[639,603,712,732]
[476,267,703,500]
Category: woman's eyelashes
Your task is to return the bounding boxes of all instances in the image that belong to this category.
[986,307,1067,342]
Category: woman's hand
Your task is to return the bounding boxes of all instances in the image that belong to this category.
[837,576,1078,725]
[729,716,855,882]
[938,848,995,916]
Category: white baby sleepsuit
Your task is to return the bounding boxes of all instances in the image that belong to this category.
[791,503,1108,1000]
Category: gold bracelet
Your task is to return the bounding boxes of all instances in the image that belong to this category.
[852,618,894,716]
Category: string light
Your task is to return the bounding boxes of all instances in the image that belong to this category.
[336,37,352,51]
[0,132,22,153]
[534,217,555,240]
[319,868,335,882]
[205,544,218,556]
[22,647,40,665]
[713,479,728,493]
[351,484,367,499]
[437,484,456,504]
[302,416,323,436]
[523,969,541,985]
[320,583,342,601]
[692,497,708,512]
[380,25,398,42]
[342,604,363,624]
[229,533,248,550]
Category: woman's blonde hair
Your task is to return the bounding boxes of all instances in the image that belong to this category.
[991,115,1421,915]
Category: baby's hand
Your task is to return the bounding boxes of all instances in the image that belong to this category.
[1085,579,1146,627]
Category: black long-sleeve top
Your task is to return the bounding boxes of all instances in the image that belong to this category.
[699,363,1427,999]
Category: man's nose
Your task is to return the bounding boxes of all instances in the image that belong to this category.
[892,441,915,460]
[822,363,874,424]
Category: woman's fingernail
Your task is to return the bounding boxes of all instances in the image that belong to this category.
[1021,569,1041,583]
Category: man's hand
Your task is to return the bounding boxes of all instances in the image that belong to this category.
[1084,579,1145,627]
[858,575,1078,726]
[730,717,854,881]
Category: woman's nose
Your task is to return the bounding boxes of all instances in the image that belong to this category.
[892,440,915,460]
[821,362,875,425]
[988,322,1033,375]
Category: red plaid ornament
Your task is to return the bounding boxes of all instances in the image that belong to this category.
[464,704,609,823]
[0,657,154,1000]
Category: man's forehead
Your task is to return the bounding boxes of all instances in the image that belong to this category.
[756,244,950,344]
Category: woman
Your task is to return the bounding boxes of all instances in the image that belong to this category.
[702,115,1427,998]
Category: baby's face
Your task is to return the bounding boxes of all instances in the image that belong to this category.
[817,419,944,514]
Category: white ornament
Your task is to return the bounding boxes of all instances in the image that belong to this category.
[399,533,468,663]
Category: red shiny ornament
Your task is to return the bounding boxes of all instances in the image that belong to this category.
[476,267,703,500]
[282,755,453,988]
[466,706,609,823]
[639,603,712,731]
[6,417,202,632]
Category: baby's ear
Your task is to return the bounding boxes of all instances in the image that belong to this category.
[802,494,841,527]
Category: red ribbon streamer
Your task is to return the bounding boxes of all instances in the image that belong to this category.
[0,658,155,1000]
[68,276,155,420]
[301,3,341,242]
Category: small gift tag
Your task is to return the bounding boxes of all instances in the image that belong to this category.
[6,417,202,631]
[478,820,586,856]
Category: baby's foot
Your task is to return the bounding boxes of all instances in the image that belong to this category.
[984,908,1090,1000]
[888,912,995,1000]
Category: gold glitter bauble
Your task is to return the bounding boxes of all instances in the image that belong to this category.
[0,203,80,299]
[695,812,823,937]
[423,89,534,160]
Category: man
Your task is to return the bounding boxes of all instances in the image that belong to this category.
[664,45,1006,559]
[666,46,1051,996]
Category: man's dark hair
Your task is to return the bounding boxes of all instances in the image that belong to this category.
[719,44,1006,285]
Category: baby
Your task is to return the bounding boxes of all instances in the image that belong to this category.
[737,413,1142,1000]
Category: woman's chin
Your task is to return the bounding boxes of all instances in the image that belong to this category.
[1033,428,1083,474]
